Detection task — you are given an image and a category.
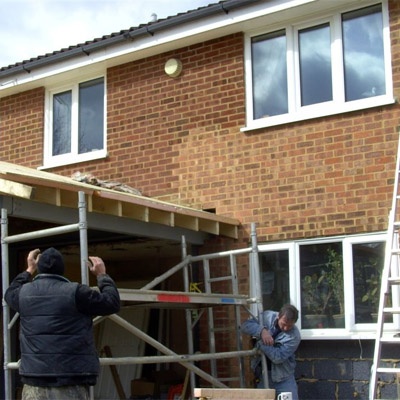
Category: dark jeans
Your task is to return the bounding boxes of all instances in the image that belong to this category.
[256,371,299,400]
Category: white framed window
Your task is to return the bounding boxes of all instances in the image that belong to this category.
[43,76,107,168]
[258,232,397,339]
[243,1,394,130]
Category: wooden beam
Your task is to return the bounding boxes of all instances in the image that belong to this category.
[0,178,33,199]
[148,208,174,226]
[0,162,240,238]
[121,202,149,222]
[193,388,275,399]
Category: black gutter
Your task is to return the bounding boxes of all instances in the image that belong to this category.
[0,0,260,80]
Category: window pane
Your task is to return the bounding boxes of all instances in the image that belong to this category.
[300,243,344,329]
[343,5,385,101]
[299,23,332,106]
[78,78,104,154]
[52,91,71,156]
[353,242,385,323]
[252,30,288,118]
[259,250,290,311]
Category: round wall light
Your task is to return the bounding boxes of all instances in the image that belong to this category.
[164,58,183,78]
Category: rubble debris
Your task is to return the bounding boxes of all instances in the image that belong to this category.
[71,171,142,196]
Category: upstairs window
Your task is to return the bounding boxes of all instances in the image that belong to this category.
[44,77,106,168]
[245,2,392,129]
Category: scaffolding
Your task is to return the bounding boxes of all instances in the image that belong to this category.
[1,191,265,399]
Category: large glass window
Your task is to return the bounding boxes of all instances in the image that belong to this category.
[45,77,106,168]
[342,5,385,101]
[53,90,72,156]
[252,30,287,119]
[259,249,290,311]
[352,241,385,323]
[299,24,332,106]
[300,242,343,329]
[78,78,104,154]
[246,2,392,129]
[258,233,390,339]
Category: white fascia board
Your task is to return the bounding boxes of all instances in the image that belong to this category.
[0,0,371,97]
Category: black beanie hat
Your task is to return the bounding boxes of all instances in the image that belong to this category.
[37,247,64,275]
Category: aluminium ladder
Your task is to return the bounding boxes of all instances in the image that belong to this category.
[370,138,400,399]
[180,222,267,394]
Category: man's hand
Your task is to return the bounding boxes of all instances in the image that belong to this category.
[88,256,107,277]
[27,249,40,275]
[260,328,274,346]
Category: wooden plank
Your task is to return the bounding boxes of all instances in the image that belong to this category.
[0,161,240,238]
[194,388,275,399]
[148,208,173,226]
[219,223,238,240]
[121,202,149,222]
[199,219,219,235]
[0,178,33,199]
[175,214,199,231]
[91,195,121,216]
[31,186,61,206]
[96,189,240,225]
[0,161,93,193]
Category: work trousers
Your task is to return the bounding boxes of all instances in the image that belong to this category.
[256,371,299,400]
[22,384,90,400]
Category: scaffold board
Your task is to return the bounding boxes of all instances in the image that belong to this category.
[194,388,275,399]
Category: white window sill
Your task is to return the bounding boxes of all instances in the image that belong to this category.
[301,330,389,340]
[39,149,108,170]
[241,96,396,132]
[301,323,399,340]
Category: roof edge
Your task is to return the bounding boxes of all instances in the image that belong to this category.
[0,0,259,79]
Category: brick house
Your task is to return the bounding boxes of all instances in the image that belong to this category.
[0,0,399,399]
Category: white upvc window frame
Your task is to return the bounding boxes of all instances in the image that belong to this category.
[243,0,394,131]
[43,75,107,169]
[258,232,394,340]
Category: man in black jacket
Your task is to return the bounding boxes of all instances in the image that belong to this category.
[5,247,121,400]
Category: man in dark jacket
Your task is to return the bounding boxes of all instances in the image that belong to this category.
[5,247,121,400]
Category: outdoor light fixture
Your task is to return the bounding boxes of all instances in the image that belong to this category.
[164,58,182,78]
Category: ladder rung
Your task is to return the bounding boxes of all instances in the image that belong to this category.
[376,367,400,374]
[388,277,400,284]
[383,307,400,314]
[207,276,234,283]
[390,249,400,255]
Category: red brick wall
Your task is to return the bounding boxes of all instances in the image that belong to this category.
[2,26,399,244]
[104,33,246,206]
[0,87,44,166]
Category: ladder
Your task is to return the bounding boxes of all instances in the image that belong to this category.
[370,138,400,399]
[203,252,243,386]
[182,222,264,391]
